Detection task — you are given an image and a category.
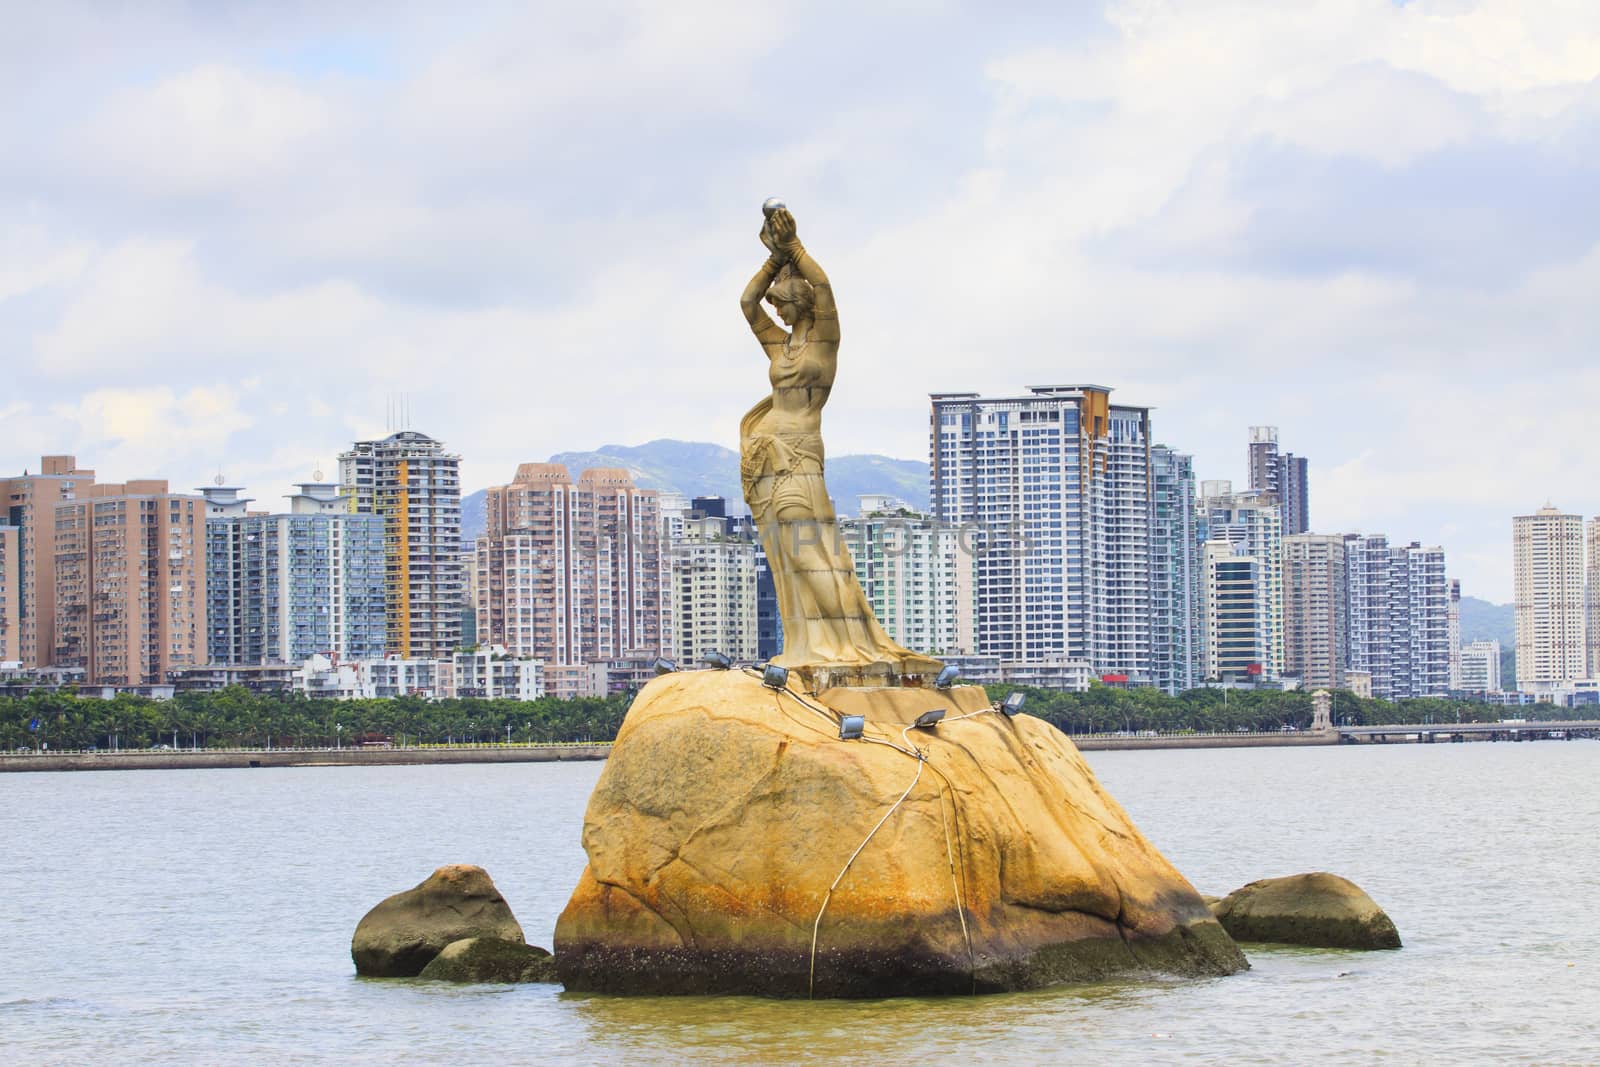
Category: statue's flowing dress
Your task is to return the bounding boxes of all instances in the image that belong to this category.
[739,350,941,675]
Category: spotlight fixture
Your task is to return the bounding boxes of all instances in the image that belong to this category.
[1001,692,1026,717]
[653,657,679,676]
[761,663,790,690]
[838,714,865,740]
[934,664,961,690]
[912,709,946,730]
[703,651,733,670]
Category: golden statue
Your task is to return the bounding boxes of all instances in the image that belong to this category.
[739,201,942,686]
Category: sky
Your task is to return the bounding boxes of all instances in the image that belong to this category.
[3,0,1599,603]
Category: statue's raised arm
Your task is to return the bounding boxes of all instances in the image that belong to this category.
[763,207,839,344]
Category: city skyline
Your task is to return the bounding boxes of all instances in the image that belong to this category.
[6,4,1600,606]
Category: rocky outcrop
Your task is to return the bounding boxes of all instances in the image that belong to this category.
[418,937,559,983]
[352,865,526,977]
[555,671,1247,997]
[1210,873,1401,949]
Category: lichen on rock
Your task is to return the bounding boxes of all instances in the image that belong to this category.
[555,671,1247,997]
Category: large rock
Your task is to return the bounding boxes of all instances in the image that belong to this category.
[555,671,1246,996]
[418,937,559,983]
[352,865,526,977]
[1210,873,1401,949]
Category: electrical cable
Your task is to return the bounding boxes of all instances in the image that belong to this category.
[741,665,986,995]
[808,752,923,999]
[933,774,977,994]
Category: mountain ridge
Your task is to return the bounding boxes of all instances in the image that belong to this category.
[461,438,928,540]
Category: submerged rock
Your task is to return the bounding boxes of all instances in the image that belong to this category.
[352,865,526,977]
[1211,873,1401,950]
[555,671,1247,997]
[418,937,558,983]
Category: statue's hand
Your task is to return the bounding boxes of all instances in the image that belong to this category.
[768,207,799,249]
[760,223,782,258]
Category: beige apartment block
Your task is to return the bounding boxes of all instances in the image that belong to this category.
[0,523,18,664]
[2,455,97,668]
[53,481,206,685]
[1512,505,1586,683]
[1282,533,1347,690]
[475,464,665,697]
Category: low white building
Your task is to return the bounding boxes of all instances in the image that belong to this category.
[296,654,450,700]
[296,648,542,700]
[453,646,544,700]
[1458,639,1502,693]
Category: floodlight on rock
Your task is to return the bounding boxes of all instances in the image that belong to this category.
[934,664,960,689]
[913,709,946,730]
[761,663,790,690]
[838,714,865,740]
[703,651,733,670]
[653,657,679,675]
[1001,692,1026,716]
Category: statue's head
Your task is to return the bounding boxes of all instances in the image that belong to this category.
[765,264,815,326]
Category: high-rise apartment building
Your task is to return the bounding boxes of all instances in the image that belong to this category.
[1588,518,1600,678]
[0,520,18,664]
[1202,541,1260,679]
[474,464,665,697]
[1388,542,1451,699]
[1343,534,1451,699]
[339,432,463,658]
[202,482,387,665]
[1512,505,1586,683]
[53,481,206,685]
[1199,481,1284,678]
[842,495,975,657]
[1149,446,1199,694]
[1282,533,1347,689]
[2,455,96,668]
[1344,534,1393,693]
[1459,639,1502,693]
[689,496,783,663]
[671,509,759,666]
[1447,578,1462,689]
[929,385,1151,679]
[1246,426,1309,534]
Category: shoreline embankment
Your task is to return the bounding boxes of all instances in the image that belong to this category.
[0,730,1342,773]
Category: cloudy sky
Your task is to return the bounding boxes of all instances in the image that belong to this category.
[4,1,1598,602]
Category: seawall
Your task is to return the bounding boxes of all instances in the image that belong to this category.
[0,729,1344,773]
[0,744,613,773]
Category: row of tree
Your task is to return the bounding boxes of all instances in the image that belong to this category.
[0,688,631,752]
[985,684,1575,736]
[2,682,1578,753]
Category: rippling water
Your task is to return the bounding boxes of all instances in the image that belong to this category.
[4,742,1598,1064]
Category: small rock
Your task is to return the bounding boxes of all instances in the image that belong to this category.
[418,937,559,983]
[352,865,526,977]
[1211,873,1400,950]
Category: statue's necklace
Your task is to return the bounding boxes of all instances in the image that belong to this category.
[784,331,809,361]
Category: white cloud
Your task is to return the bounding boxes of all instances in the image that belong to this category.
[4,0,1600,605]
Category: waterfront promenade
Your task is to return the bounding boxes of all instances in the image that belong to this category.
[0,729,1335,772]
[6,720,1594,772]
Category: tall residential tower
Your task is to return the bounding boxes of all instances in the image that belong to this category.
[339,432,463,659]
[929,386,1151,680]
[1512,505,1586,683]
